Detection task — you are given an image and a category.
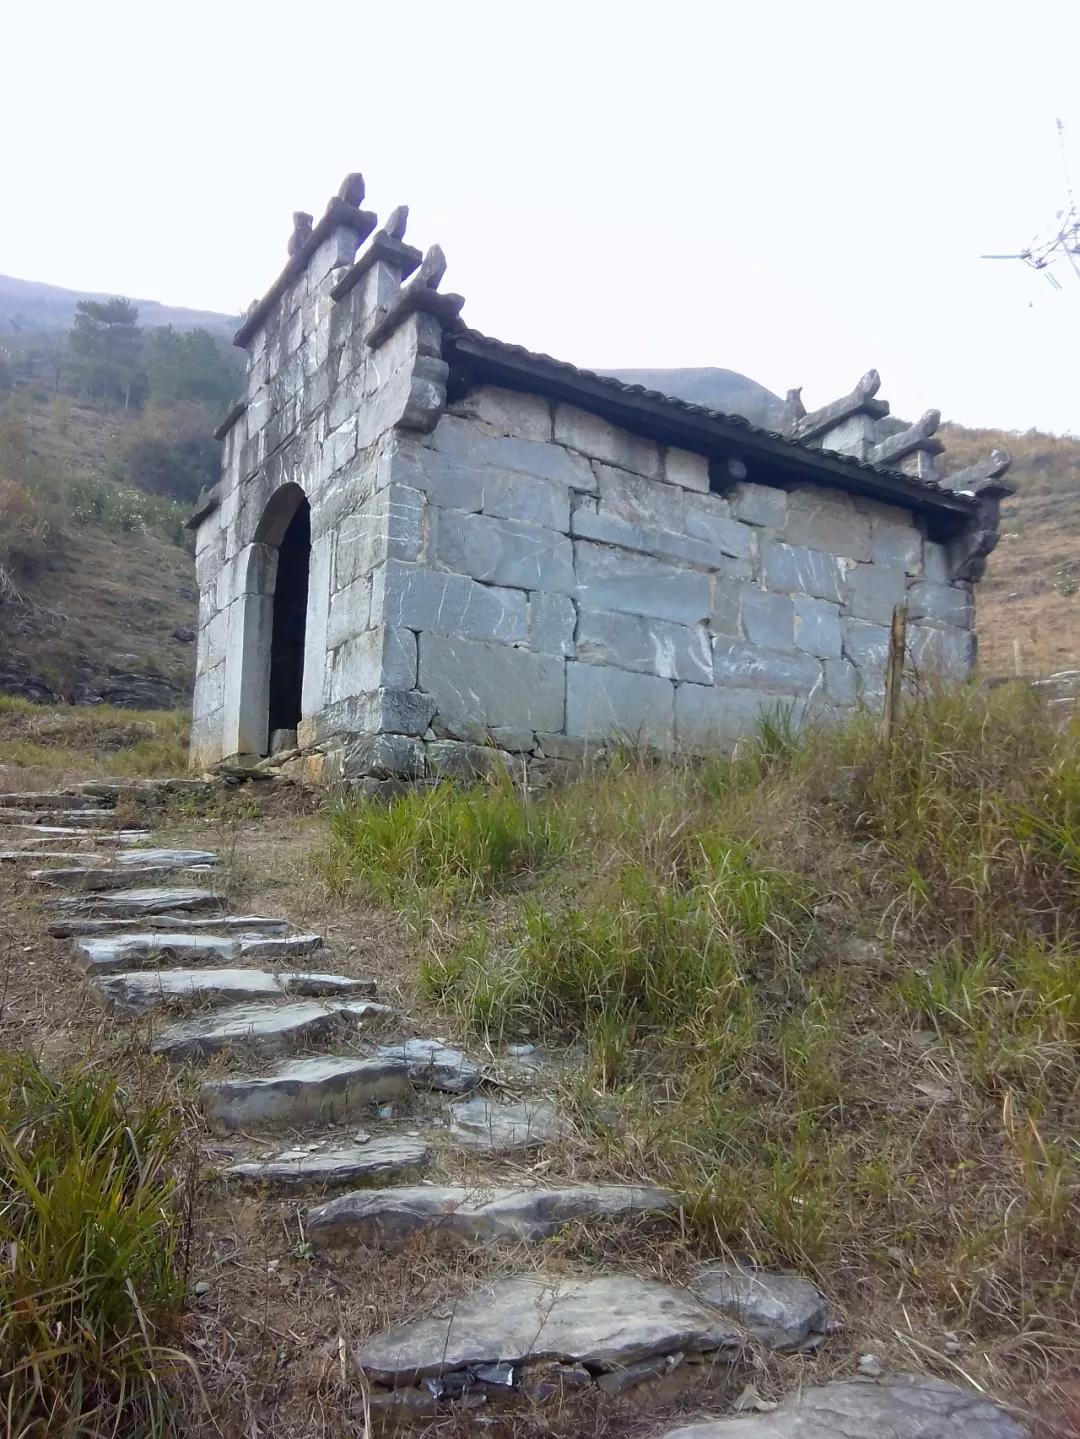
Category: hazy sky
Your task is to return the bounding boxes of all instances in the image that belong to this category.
[4,0,1079,434]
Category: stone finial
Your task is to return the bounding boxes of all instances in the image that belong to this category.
[780,387,805,433]
[288,212,314,257]
[939,448,1014,495]
[337,172,366,208]
[870,409,944,479]
[383,205,409,241]
[790,369,890,458]
[414,245,448,291]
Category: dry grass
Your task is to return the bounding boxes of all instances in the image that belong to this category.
[0,696,189,781]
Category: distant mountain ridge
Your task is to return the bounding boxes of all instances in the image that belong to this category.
[602,366,787,429]
[0,274,237,338]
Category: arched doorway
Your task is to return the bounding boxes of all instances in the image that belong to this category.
[266,497,310,743]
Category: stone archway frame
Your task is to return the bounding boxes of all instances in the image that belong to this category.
[221,483,309,759]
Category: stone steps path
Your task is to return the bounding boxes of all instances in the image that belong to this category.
[5,779,1025,1439]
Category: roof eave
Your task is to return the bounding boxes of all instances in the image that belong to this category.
[445,332,975,532]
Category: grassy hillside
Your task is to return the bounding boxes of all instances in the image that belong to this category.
[0,395,197,704]
[944,423,1080,677]
[0,272,236,338]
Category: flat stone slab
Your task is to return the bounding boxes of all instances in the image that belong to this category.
[49,914,287,939]
[74,931,325,973]
[654,1375,1027,1439]
[0,790,102,809]
[356,1274,739,1387]
[53,886,224,917]
[0,808,126,828]
[447,1097,566,1152]
[375,1038,485,1093]
[689,1264,827,1350]
[94,968,376,1014]
[0,850,113,864]
[12,826,151,842]
[114,848,219,867]
[203,1054,411,1132]
[151,999,390,1059]
[308,1184,675,1249]
[221,1135,429,1186]
[31,865,188,891]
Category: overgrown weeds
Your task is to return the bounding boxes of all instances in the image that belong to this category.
[0,1052,190,1437]
[354,685,1080,1373]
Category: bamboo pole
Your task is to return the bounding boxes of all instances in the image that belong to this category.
[881,603,908,744]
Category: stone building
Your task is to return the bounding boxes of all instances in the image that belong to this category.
[187,174,1013,781]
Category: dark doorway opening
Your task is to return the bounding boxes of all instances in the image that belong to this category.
[267,497,310,740]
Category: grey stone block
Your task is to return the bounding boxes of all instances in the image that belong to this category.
[785,485,871,560]
[328,626,417,701]
[375,559,527,645]
[731,482,787,529]
[596,464,687,531]
[664,447,710,492]
[571,504,749,569]
[712,641,822,695]
[741,588,794,649]
[907,580,974,628]
[908,622,976,679]
[574,541,711,625]
[554,404,662,478]
[326,575,371,651]
[710,577,743,638]
[871,517,922,572]
[528,592,576,657]
[489,727,537,754]
[576,609,712,683]
[342,733,425,780]
[823,657,858,706]
[427,414,591,488]
[202,1055,410,1133]
[565,663,674,745]
[793,594,842,658]
[761,540,847,603]
[842,618,891,673]
[535,732,595,760]
[317,688,437,738]
[425,740,513,780]
[419,633,565,732]
[435,510,574,594]
[845,563,906,624]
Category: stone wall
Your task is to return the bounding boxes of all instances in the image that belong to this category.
[342,385,975,774]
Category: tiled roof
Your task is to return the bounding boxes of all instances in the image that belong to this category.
[446,328,973,525]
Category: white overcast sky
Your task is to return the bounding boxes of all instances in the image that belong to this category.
[3,0,1079,434]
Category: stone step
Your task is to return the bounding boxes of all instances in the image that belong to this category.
[220,1135,430,1187]
[94,967,377,1014]
[0,791,102,810]
[12,826,152,843]
[53,886,225,918]
[689,1263,827,1351]
[447,1097,566,1152]
[31,864,205,891]
[652,1376,1026,1439]
[307,1184,675,1250]
[48,913,288,939]
[115,847,218,867]
[151,998,391,1060]
[0,850,113,864]
[74,931,325,973]
[203,1054,411,1132]
[355,1273,739,1395]
[74,777,214,802]
[0,808,135,829]
[374,1038,486,1093]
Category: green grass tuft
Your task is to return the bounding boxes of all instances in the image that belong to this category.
[0,1053,189,1437]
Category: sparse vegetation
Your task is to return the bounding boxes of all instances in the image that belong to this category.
[0,1053,189,1438]
[0,696,190,776]
[369,685,1080,1392]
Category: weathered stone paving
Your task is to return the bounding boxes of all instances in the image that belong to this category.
[8,778,1029,1435]
[307,1183,674,1249]
[653,1375,1027,1438]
